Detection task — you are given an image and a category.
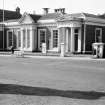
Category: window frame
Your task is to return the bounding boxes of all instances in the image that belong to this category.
[7,30,13,48]
[95,28,102,43]
[52,29,58,48]
[38,29,46,50]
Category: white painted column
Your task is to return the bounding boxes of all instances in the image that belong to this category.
[65,28,69,52]
[21,29,23,50]
[7,31,9,48]
[83,24,86,53]
[34,28,37,51]
[32,28,36,51]
[51,29,53,50]
[16,31,18,49]
[30,28,33,51]
[26,28,28,49]
[70,27,74,52]
[78,28,81,52]
[58,28,61,52]
[60,27,66,56]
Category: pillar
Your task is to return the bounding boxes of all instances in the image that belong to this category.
[65,28,69,52]
[70,27,74,52]
[60,27,66,56]
[32,28,37,51]
[30,28,33,51]
[83,24,86,53]
[78,28,81,52]
[21,29,23,50]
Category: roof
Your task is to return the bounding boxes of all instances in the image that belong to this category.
[57,14,82,21]
[98,14,105,19]
[39,13,63,20]
[29,14,41,22]
[0,9,21,22]
[69,13,105,19]
[83,13,102,18]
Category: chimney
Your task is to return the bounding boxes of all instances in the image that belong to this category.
[43,8,49,15]
[16,7,20,14]
[33,10,36,14]
[54,8,65,14]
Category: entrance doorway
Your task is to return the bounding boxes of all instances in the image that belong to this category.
[38,29,46,50]
[74,28,79,52]
[74,34,78,51]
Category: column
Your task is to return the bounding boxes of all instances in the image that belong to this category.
[21,29,23,50]
[26,28,28,49]
[30,28,33,51]
[58,28,61,52]
[7,30,9,48]
[16,31,18,49]
[65,28,69,52]
[70,27,74,53]
[60,27,66,56]
[83,24,86,53]
[32,28,37,51]
[78,28,81,52]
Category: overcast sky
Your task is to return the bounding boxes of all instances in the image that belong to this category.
[0,0,105,15]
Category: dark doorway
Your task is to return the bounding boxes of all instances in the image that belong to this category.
[74,34,78,52]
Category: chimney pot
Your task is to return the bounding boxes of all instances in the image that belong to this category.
[43,8,49,15]
[54,8,65,14]
[16,7,20,14]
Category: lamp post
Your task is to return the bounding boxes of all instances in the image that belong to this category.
[2,0,4,50]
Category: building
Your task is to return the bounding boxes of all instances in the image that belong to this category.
[0,7,21,50]
[0,7,105,53]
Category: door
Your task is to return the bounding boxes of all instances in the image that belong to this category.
[74,34,78,51]
[7,31,13,48]
[38,29,46,50]
[74,28,79,52]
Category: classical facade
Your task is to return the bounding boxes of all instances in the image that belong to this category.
[0,8,105,53]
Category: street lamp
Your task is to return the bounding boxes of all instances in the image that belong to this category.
[2,0,4,50]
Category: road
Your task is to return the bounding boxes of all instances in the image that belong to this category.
[0,56,105,105]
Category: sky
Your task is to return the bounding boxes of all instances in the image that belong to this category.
[0,0,105,15]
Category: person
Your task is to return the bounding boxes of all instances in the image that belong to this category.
[11,45,14,54]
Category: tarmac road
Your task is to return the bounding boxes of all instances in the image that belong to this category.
[0,56,105,105]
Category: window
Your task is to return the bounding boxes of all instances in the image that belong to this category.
[74,28,79,51]
[27,29,30,48]
[53,30,58,48]
[23,29,26,48]
[8,31,13,47]
[95,28,102,42]
[74,29,79,34]
[17,31,21,47]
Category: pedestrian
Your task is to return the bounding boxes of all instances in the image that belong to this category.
[11,45,14,54]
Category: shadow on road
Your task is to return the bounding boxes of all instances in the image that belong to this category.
[0,83,105,100]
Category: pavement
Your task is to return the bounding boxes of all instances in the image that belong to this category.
[0,51,105,61]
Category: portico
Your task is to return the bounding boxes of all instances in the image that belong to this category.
[7,26,37,51]
[57,20,82,53]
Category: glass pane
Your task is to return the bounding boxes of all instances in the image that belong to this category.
[74,29,78,33]
[8,32,13,47]
[53,30,58,48]
[40,30,46,48]
[96,29,102,42]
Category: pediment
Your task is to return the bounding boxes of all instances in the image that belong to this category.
[19,13,34,24]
